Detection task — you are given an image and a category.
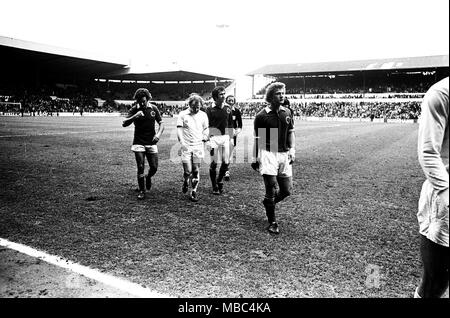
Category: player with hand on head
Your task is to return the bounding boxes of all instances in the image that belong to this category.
[123,88,164,200]
[205,86,233,195]
[252,82,295,234]
[177,94,209,202]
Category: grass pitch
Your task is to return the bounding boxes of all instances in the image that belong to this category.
[0,116,428,297]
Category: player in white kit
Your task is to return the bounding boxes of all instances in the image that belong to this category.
[177,94,209,202]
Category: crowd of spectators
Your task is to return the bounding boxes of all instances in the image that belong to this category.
[1,91,422,120]
[253,93,425,100]
[234,100,421,120]
[0,80,225,116]
[1,93,103,116]
[1,81,422,120]
[257,75,439,96]
[98,81,221,101]
[258,84,431,95]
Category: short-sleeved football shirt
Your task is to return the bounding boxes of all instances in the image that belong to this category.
[206,104,233,136]
[254,106,294,152]
[177,109,209,146]
[127,103,163,145]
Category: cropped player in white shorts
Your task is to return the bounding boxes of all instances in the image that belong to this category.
[414,77,449,298]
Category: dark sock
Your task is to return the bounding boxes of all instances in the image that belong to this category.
[263,198,276,224]
[217,163,229,183]
[138,176,145,191]
[210,168,217,188]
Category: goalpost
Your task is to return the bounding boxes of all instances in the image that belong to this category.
[0,102,22,115]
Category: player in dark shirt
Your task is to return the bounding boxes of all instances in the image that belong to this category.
[205,86,233,195]
[224,95,242,181]
[252,82,295,234]
[123,88,165,200]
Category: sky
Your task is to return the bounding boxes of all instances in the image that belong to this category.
[0,0,449,80]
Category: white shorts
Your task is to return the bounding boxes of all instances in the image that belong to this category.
[259,149,292,177]
[209,135,230,149]
[417,180,449,247]
[131,145,158,153]
[181,144,205,163]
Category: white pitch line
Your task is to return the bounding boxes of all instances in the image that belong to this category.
[0,238,171,298]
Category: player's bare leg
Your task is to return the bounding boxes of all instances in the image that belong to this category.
[262,175,279,234]
[190,162,201,202]
[134,152,146,199]
[145,152,158,191]
[415,235,449,298]
[274,176,292,203]
[225,137,235,181]
[216,145,230,194]
[210,148,220,195]
[182,161,192,194]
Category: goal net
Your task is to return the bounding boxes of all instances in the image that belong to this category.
[0,102,22,115]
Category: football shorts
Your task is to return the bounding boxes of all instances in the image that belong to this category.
[209,135,230,149]
[259,149,292,177]
[131,144,158,153]
[417,180,449,247]
[181,144,205,163]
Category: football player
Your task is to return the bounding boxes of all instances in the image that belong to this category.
[122,88,165,200]
[224,95,242,181]
[252,82,295,234]
[177,94,209,202]
[205,86,233,195]
[415,77,449,298]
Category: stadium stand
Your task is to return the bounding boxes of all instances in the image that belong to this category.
[0,36,232,116]
[1,36,448,120]
[253,56,448,96]
[242,55,448,120]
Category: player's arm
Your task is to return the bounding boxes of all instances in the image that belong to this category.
[176,113,186,146]
[205,107,215,137]
[154,121,164,142]
[287,111,296,164]
[228,109,234,138]
[417,85,449,198]
[202,114,210,142]
[235,109,243,136]
[205,107,212,126]
[122,107,143,127]
[251,117,261,170]
[152,107,165,143]
[287,130,296,164]
[176,126,187,149]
